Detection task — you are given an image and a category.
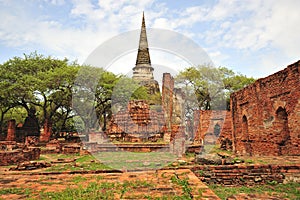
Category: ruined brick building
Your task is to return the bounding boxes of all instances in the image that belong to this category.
[106,13,185,147]
[193,110,232,148]
[107,100,165,142]
[106,13,299,157]
[231,61,300,156]
[3,12,299,158]
[193,61,300,156]
[106,13,163,142]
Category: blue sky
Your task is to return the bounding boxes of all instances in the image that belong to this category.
[1,0,300,78]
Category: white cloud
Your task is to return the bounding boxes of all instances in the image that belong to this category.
[43,0,65,5]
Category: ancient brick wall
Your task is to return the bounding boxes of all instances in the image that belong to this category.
[40,119,52,142]
[162,73,186,156]
[0,147,40,166]
[107,100,165,141]
[231,60,300,156]
[193,164,300,186]
[162,73,174,142]
[6,119,16,141]
[194,110,232,145]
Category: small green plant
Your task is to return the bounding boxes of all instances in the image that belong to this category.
[185,152,195,158]
[171,175,193,200]
[245,159,254,164]
[232,157,244,163]
[267,180,278,185]
[197,170,205,176]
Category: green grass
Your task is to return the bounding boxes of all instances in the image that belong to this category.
[39,182,116,200]
[71,176,87,184]
[185,152,196,159]
[40,152,176,172]
[170,175,193,200]
[0,188,32,199]
[204,144,233,156]
[37,179,188,200]
[0,188,25,195]
[43,154,111,172]
[38,179,156,200]
[45,162,110,172]
[112,140,168,145]
[94,151,176,170]
[209,182,300,200]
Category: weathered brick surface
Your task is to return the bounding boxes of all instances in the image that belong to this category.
[43,139,62,153]
[162,73,186,156]
[88,131,107,143]
[194,110,232,146]
[62,144,81,154]
[162,73,174,142]
[107,100,165,142]
[231,60,300,156]
[6,119,16,141]
[40,119,52,142]
[0,147,40,166]
[192,164,300,186]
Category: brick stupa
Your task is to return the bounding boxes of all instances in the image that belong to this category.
[132,12,160,95]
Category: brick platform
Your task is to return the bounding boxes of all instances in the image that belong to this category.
[193,164,300,186]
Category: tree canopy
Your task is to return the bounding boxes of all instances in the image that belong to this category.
[0,52,255,139]
[176,65,255,111]
[0,52,79,134]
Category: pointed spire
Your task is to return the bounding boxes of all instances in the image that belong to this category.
[135,11,151,65]
[132,12,160,95]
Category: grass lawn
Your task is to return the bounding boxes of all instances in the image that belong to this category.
[93,151,177,170]
[209,182,300,200]
[35,151,177,172]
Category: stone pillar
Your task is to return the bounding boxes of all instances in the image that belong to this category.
[40,119,52,142]
[6,119,16,141]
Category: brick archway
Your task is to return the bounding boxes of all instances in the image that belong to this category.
[242,115,252,155]
[275,107,290,155]
[213,123,221,137]
[242,115,249,140]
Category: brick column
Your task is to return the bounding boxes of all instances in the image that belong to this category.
[6,119,16,141]
[40,119,52,142]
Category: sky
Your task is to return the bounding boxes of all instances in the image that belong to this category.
[1,0,300,78]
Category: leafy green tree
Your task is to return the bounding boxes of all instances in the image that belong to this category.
[176,65,226,110]
[176,65,255,111]
[111,77,149,112]
[95,71,121,131]
[73,65,121,132]
[0,52,79,135]
[218,67,256,109]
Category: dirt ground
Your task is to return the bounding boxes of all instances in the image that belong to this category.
[0,168,220,199]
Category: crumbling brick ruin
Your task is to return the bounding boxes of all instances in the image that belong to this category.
[103,72,187,156]
[106,100,165,142]
[0,141,40,166]
[161,73,174,142]
[162,73,186,156]
[194,110,232,149]
[231,60,300,156]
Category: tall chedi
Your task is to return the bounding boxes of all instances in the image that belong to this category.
[132,12,160,97]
